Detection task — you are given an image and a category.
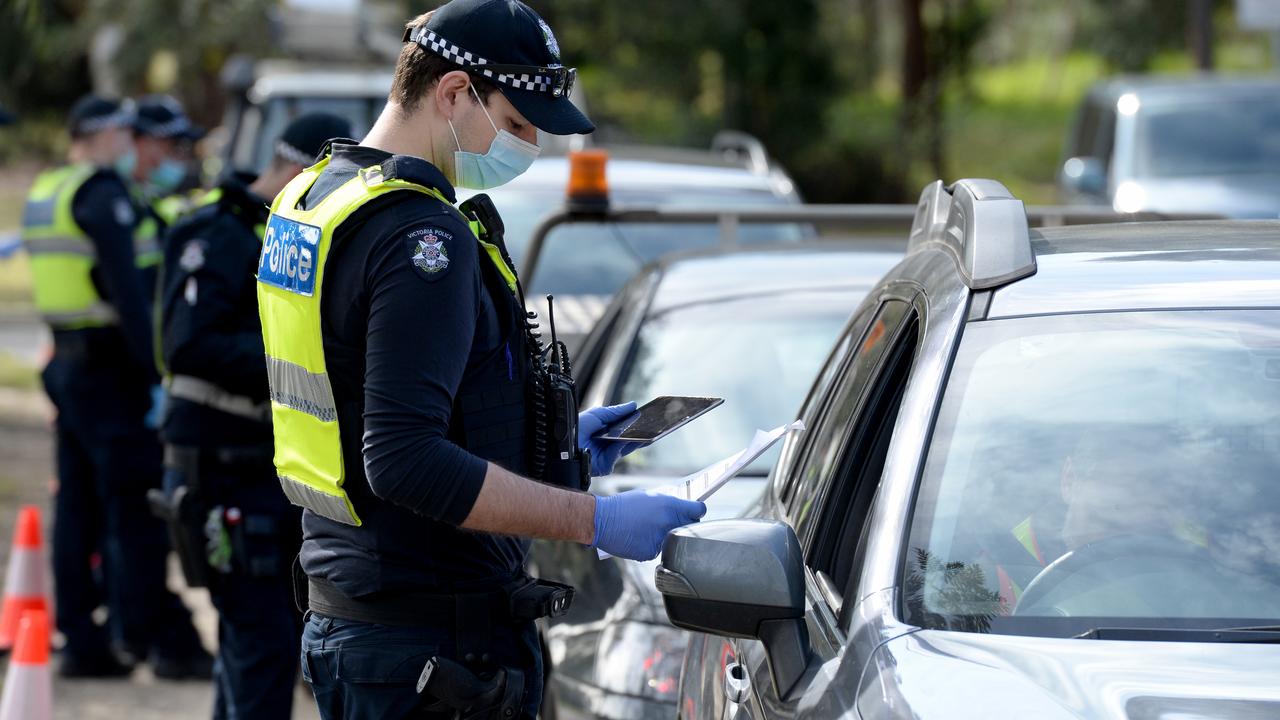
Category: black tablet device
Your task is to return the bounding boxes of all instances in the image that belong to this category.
[596,396,724,443]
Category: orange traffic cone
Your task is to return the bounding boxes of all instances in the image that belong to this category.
[0,506,50,653]
[0,609,53,720]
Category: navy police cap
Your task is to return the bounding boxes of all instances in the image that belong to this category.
[133,94,206,141]
[67,95,134,138]
[405,0,593,136]
[275,112,355,166]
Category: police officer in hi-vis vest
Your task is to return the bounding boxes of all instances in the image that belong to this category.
[257,2,706,718]
[22,95,210,678]
[128,95,207,292]
[157,112,354,720]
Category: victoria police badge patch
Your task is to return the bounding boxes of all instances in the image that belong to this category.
[538,18,561,60]
[178,239,207,272]
[410,228,452,279]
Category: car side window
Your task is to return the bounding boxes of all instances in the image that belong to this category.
[1093,107,1117,170]
[778,303,874,508]
[1070,102,1099,159]
[807,309,920,621]
[789,300,912,550]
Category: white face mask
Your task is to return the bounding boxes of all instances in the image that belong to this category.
[449,85,540,190]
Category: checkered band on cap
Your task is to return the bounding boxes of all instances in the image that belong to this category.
[408,26,557,93]
[274,140,314,166]
[75,108,134,136]
[139,116,195,138]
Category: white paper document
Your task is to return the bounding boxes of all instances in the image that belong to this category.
[651,420,805,502]
[596,420,805,560]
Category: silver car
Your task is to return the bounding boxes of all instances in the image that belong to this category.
[660,179,1280,719]
[1058,76,1280,218]
[530,244,901,720]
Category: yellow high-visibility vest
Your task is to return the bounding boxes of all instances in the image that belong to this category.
[21,165,119,329]
[257,156,512,526]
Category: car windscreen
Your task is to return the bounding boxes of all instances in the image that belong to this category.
[1134,97,1280,179]
[609,289,858,478]
[904,309,1280,637]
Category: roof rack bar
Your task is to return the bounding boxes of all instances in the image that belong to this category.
[710,130,771,176]
[908,178,1037,290]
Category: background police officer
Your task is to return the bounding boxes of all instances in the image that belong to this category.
[22,95,210,678]
[158,112,354,720]
[259,3,705,718]
[129,95,206,288]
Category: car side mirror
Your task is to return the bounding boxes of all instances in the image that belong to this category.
[1060,156,1107,197]
[655,519,810,697]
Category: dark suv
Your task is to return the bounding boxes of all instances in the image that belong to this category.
[656,180,1280,719]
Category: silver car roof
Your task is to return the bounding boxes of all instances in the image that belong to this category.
[988,220,1280,318]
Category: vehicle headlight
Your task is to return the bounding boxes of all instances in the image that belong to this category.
[1114,181,1146,214]
[592,621,686,702]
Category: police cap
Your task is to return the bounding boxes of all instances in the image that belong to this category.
[67,95,134,138]
[404,0,593,136]
[133,94,206,141]
[275,112,356,167]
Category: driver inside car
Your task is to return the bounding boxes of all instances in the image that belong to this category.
[993,428,1206,611]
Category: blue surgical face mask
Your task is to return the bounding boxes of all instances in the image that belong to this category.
[148,158,187,194]
[113,149,137,179]
[450,85,540,190]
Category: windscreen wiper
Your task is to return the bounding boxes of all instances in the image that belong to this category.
[1074,626,1280,643]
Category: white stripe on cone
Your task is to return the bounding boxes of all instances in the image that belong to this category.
[0,664,53,720]
[2,545,44,597]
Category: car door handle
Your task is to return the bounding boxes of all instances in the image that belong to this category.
[724,662,751,704]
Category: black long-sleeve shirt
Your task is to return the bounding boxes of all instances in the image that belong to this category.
[299,143,525,596]
[160,177,273,447]
[70,172,158,382]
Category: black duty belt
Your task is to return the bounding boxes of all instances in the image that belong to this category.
[298,561,574,660]
[304,574,573,627]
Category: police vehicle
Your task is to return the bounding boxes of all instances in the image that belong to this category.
[655,180,1280,720]
[460,136,807,347]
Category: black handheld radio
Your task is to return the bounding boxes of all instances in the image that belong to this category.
[458,195,589,491]
[540,295,590,490]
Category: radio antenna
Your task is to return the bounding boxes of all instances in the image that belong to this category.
[546,294,562,372]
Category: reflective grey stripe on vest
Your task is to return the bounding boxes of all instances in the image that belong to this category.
[167,374,271,423]
[22,198,57,228]
[42,302,119,327]
[134,236,161,258]
[265,356,338,422]
[24,236,96,257]
[278,474,358,526]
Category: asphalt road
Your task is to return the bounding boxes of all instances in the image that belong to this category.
[0,317,321,719]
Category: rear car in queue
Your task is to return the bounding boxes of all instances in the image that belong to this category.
[656,179,1280,720]
[528,244,902,720]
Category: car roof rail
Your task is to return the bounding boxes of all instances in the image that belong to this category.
[710,130,771,176]
[908,178,1037,290]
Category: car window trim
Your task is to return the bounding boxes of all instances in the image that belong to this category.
[808,312,919,583]
[777,303,874,509]
[892,293,989,627]
[773,285,916,509]
[797,294,917,560]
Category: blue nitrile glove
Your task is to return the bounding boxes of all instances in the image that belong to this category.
[144,384,166,430]
[579,402,642,477]
[591,489,707,561]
